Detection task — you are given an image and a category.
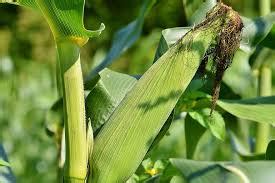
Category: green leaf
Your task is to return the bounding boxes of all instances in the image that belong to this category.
[0,144,15,183]
[182,0,216,24]
[183,0,216,25]
[169,159,275,183]
[0,0,37,9]
[241,13,275,53]
[266,140,275,160]
[189,109,226,140]
[35,0,104,42]
[229,132,265,161]
[91,7,227,181]
[148,110,175,153]
[154,13,275,59]
[86,0,156,80]
[261,24,275,49]
[85,68,137,132]
[148,118,186,161]
[217,96,275,125]
[185,114,206,159]
[0,159,10,167]
[160,163,182,183]
[1,0,105,43]
[153,27,191,62]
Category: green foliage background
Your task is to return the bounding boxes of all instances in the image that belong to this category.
[0,0,275,182]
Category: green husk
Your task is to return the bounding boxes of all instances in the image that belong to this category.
[91,3,242,183]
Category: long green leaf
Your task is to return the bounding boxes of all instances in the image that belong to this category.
[91,5,235,182]
[217,96,275,125]
[0,0,37,9]
[169,159,275,183]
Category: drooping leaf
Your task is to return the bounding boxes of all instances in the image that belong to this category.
[85,68,137,132]
[189,108,226,140]
[169,159,275,183]
[86,0,157,80]
[1,0,105,43]
[91,4,240,181]
[217,96,275,125]
[35,0,104,42]
[185,114,206,159]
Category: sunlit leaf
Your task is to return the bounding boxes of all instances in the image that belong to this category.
[0,0,37,9]
[189,108,225,140]
[217,96,275,125]
[169,159,275,183]
[0,0,105,43]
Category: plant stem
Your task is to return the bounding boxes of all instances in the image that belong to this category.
[259,0,271,16]
[57,40,88,182]
[255,66,272,153]
[255,0,271,153]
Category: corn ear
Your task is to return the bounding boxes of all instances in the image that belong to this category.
[90,4,237,182]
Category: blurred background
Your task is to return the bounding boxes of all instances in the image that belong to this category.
[1,0,275,182]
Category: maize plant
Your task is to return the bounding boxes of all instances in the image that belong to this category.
[1,0,275,183]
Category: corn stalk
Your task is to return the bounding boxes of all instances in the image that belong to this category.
[255,0,272,153]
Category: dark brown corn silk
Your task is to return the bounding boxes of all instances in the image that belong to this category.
[195,3,243,114]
